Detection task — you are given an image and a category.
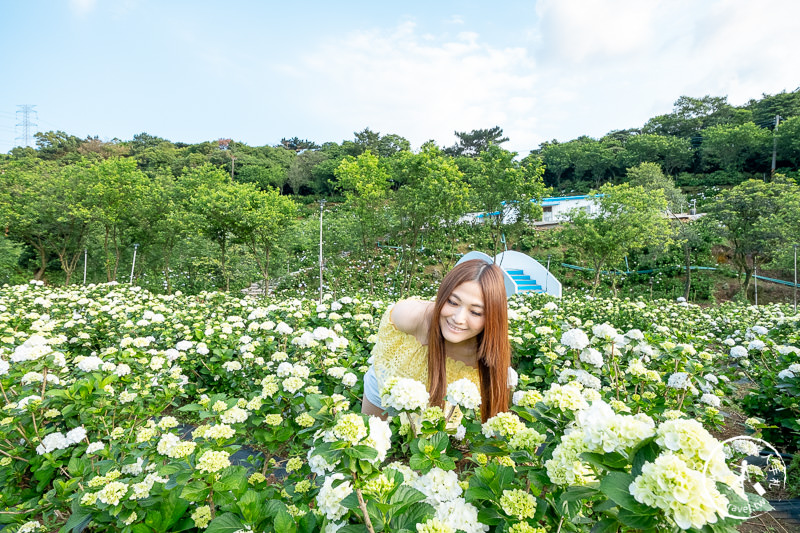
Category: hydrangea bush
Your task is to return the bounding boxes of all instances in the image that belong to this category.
[0,281,796,532]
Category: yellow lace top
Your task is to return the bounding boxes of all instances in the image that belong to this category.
[371,305,481,394]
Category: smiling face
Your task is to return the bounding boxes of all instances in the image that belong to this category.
[439,280,486,345]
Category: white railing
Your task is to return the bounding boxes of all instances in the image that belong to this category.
[494,250,562,298]
[455,251,518,298]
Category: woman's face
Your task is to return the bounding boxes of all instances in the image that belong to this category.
[439,280,486,344]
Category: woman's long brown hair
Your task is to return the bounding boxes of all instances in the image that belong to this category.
[427,259,510,422]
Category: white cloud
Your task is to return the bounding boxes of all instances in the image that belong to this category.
[279,1,800,155]
[528,0,800,142]
[283,21,540,153]
[69,0,97,14]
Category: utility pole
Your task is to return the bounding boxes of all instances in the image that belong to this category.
[771,115,781,178]
[15,104,37,147]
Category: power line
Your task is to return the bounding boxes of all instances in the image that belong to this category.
[15,104,38,147]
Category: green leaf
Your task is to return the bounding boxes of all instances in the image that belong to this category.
[59,509,92,533]
[581,452,629,471]
[558,487,598,518]
[214,466,248,494]
[630,438,659,477]
[559,486,598,502]
[599,472,654,513]
[388,486,427,514]
[180,480,210,502]
[616,508,660,530]
[433,455,456,471]
[430,431,449,453]
[464,486,495,502]
[160,489,191,530]
[590,518,620,533]
[344,445,379,462]
[274,509,296,533]
[390,502,435,531]
[177,403,204,412]
[205,513,245,533]
[159,464,183,475]
[144,510,164,531]
[409,454,433,472]
[340,491,361,511]
[477,507,504,526]
[236,490,266,524]
[298,513,318,533]
[338,526,368,533]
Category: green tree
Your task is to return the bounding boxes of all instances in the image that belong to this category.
[572,137,620,188]
[0,160,94,284]
[34,130,85,161]
[235,186,298,296]
[626,162,686,213]
[642,95,749,138]
[345,128,412,157]
[189,166,242,291]
[701,122,772,173]
[234,145,295,191]
[623,134,694,175]
[286,150,329,194]
[131,167,209,293]
[538,141,576,189]
[48,163,95,284]
[563,183,672,294]
[444,126,509,157]
[335,151,392,293]
[392,144,470,291]
[775,115,800,169]
[462,145,547,257]
[746,89,800,126]
[85,158,150,282]
[703,177,800,299]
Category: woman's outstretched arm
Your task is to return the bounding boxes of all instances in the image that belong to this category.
[361,395,387,420]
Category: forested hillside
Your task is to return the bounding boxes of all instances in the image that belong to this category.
[1,90,799,299]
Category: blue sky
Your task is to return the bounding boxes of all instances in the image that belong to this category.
[1,0,799,155]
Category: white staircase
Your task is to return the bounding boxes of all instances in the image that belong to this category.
[456,250,562,298]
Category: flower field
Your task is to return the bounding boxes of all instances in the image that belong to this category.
[1,282,798,533]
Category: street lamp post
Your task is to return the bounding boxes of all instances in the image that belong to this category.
[319,199,326,303]
[83,248,88,285]
[794,244,798,314]
[754,262,758,306]
[130,244,139,285]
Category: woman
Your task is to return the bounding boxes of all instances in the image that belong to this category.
[361,259,511,422]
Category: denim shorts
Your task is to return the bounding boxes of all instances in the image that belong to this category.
[363,366,397,416]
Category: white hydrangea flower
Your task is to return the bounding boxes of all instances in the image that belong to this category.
[560,328,590,350]
[77,356,104,372]
[433,498,488,533]
[667,372,691,390]
[381,377,429,412]
[507,367,518,389]
[700,394,721,407]
[591,323,618,340]
[65,426,87,445]
[411,467,462,505]
[629,452,729,530]
[445,379,481,411]
[316,474,353,521]
[579,347,604,368]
